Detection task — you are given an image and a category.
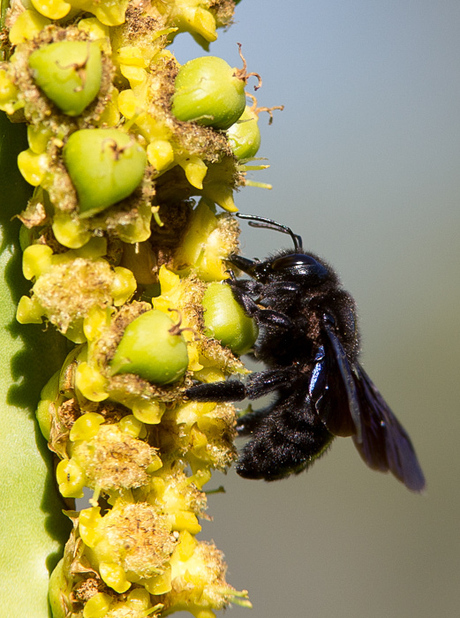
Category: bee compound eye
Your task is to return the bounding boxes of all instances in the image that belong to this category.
[271,254,311,270]
[270,254,329,281]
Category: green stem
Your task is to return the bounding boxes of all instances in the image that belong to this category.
[0,111,70,616]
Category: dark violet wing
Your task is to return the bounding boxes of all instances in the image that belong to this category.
[351,364,426,492]
[309,318,362,439]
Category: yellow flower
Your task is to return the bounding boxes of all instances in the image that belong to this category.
[80,499,176,594]
[163,531,251,617]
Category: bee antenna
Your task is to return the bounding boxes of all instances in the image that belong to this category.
[235,213,303,251]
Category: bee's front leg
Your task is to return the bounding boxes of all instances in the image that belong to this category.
[186,379,247,402]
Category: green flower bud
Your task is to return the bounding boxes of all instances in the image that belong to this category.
[172,56,246,130]
[28,41,102,117]
[63,128,147,217]
[110,309,189,385]
[202,282,258,355]
[227,106,261,159]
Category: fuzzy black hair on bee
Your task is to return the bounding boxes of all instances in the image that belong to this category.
[187,213,425,492]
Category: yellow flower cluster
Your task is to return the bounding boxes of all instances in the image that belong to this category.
[0,1,268,616]
[0,3,245,252]
[17,237,137,340]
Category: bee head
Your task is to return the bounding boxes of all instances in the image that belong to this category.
[267,251,330,283]
[231,213,332,285]
[231,250,329,285]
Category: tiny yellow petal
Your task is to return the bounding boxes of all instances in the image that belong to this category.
[62,321,86,345]
[178,156,207,190]
[17,149,48,186]
[192,8,217,42]
[9,10,51,45]
[22,244,53,280]
[188,468,212,490]
[0,70,19,112]
[117,89,139,119]
[70,0,129,27]
[192,367,226,384]
[75,362,109,402]
[27,125,51,154]
[69,412,105,442]
[125,587,151,609]
[190,425,208,450]
[187,343,203,372]
[77,17,110,42]
[52,214,92,250]
[56,459,85,498]
[111,266,137,306]
[121,65,147,88]
[132,400,165,425]
[173,511,201,535]
[176,400,216,427]
[99,562,131,593]
[82,592,112,618]
[158,265,180,293]
[144,567,172,595]
[174,6,217,43]
[174,530,197,562]
[117,46,148,68]
[30,0,71,20]
[79,506,102,547]
[73,236,107,259]
[152,296,171,314]
[83,305,112,342]
[174,198,233,279]
[16,295,44,324]
[203,184,237,213]
[147,454,163,473]
[36,370,61,440]
[147,140,175,173]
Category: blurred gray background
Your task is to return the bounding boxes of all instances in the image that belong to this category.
[171,1,460,616]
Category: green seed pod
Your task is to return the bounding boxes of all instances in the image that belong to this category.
[28,41,102,117]
[226,106,261,159]
[110,309,189,384]
[202,282,258,355]
[172,56,246,130]
[62,128,147,217]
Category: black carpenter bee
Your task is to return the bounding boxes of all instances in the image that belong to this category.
[187,214,425,492]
